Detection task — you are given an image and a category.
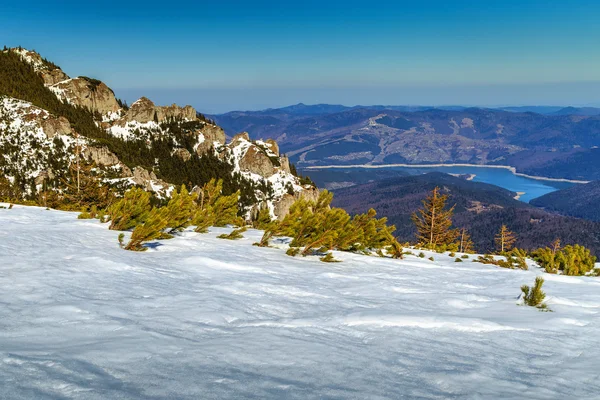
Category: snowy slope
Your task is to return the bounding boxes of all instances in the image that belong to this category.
[1,205,600,399]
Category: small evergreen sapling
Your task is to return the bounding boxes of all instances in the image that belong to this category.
[320,252,341,263]
[521,277,547,309]
[217,227,247,240]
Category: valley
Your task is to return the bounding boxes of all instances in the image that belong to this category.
[303,164,578,203]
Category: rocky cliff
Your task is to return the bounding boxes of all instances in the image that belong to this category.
[0,48,314,218]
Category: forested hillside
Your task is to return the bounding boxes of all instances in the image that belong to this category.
[332,173,600,253]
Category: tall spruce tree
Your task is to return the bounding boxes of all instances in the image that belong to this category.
[411,187,458,248]
[495,225,517,253]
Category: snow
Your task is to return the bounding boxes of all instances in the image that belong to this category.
[2,205,600,399]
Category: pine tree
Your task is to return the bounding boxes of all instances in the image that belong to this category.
[192,179,240,233]
[458,228,475,253]
[124,207,169,251]
[108,187,151,231]
[162,185,197,233]
[551,238,561,255]
[495,225,517,253]
[61,160,114,210]
[411,187,458,248]
[521,277,547,309]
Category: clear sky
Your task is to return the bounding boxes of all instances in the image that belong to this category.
[2,0,600,113]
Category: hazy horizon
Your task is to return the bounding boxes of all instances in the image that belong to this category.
[3,0,600,113]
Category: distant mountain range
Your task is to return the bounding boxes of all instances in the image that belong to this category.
[212,103,600,181]
[330,172,600,254]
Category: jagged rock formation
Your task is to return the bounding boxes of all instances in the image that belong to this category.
[125,97,196,123]
[0,48,314,218]
[50,78,120,115]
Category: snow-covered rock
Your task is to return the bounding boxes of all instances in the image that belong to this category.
[1,205,600,399]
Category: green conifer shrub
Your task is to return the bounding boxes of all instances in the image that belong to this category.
[531,244,596,275]
[521,277,547,309]
[124,207,169,251]
[455,258,463,262]
[162,185,197,233]
[320,252,341,263]
[77,211,92,219]
[118,233,125,248]
[193,179,240,233]
[108,187,151,231]
[217,227,247,240]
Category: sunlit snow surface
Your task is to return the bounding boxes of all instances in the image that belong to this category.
[2,205,600,399]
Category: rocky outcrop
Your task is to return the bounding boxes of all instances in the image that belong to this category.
[173,148,192,161]
[41,69,70,86]
[265,139,279,156]
[279,154,292,174]
[83,146,120,166]
[40,116,72,138]
[194,125,226,155]
[131,167,169,191]
[125,97,197,124]
[51,77,120,115]
[239,145,276,177]
[273,186,320,220]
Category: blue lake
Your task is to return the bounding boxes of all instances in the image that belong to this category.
[308,166,578,203]
[388,166,576,203]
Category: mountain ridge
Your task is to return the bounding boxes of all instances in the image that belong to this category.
[0,47,316,218]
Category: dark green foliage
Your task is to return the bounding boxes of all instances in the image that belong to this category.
[217,227,247,240]
[118,233,125,248]
[461,254,469,259]
[531,244,597,275]
[124,207,168,251]
[521,277,547,309]
[162,185,197,233]
[418,252,425,258]
[78,211,92,219]
[108,187,151,231]
[476,249,528,270]
[455,258,463,262]
[320,252,341,263]
[275,193,397,259]
[192,179,241,233]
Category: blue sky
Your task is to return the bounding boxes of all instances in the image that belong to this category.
[2,0,600,113]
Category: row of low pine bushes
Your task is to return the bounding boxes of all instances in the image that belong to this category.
[78,179,241,251]
[252,190,404,261]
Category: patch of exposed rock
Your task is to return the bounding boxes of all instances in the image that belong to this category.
[125,97,197,123]
[195,125,226,155]
[40,116,72,138]
[239,145,277,177]
[51,77,120,115]
[273,186,320,220]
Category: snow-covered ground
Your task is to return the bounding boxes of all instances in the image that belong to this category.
[1,205,600,399]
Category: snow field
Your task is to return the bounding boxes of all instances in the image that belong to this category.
[1,205,600,399]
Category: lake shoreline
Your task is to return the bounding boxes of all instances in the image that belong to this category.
[304,163,590,184]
